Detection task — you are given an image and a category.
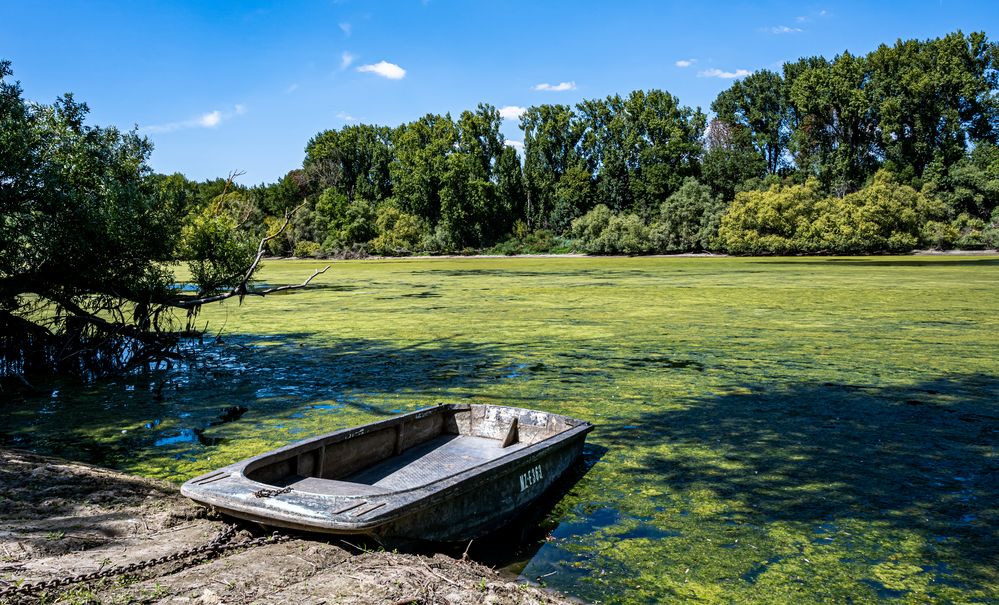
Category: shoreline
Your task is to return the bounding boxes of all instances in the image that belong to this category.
[0,449,577,605]
[275,249,999,261]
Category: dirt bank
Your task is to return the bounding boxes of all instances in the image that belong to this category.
[0,450,577,604]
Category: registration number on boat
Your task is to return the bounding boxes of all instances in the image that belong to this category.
[519,465,543,492]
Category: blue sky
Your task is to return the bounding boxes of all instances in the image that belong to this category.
[4,1,998,184]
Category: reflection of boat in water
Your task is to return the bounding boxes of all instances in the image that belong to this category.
[182,404,593,542]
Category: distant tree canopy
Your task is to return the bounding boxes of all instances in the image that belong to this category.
[224,31,996,259]
[0,61,324,381]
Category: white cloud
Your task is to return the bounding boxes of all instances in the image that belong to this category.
[339,22,352,36]
[285,83,299,94]
[336,111,356,122]
[796,15,809,22]
[198,111,222,127]
[675,59,696,68]
[532,82,576,92]
[141,105,246,134]
[697,68,752,79]
[505,140,524,154]
[766,25,804,34]
[357,60,406,80]
[533,81,576,91]
[340,51,356,70]
[498,105,526,120]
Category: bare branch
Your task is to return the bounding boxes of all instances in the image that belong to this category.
[172,265,330,308]
[243,265,331,296]
[212,170,246,214]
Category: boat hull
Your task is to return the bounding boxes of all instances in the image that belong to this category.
[181,404,593,542]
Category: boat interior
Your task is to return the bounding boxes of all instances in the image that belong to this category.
[243,405,576,496]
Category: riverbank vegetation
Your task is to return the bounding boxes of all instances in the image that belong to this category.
[0,60,328,380]
[146,30,999,258]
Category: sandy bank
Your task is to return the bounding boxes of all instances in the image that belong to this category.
[0,449,576,604]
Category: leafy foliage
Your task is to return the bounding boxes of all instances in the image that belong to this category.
[0,61,308,379]
[717,171,942,254]
[650,178,727,252]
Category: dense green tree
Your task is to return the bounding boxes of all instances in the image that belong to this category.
[305,124,393,202]
[495,145,527,227]
[711,70,791,175]
[578,90,706,217]
[521,104,586,231]
[716,180,825,254]
[650,178,727,252]
[1,61,318,379]
[925,141,999,220]
[571,206,649,254]
[456,104,505,180]
[789,52,880,194]
[439,152,495,249]
[371,203,424,255]
[807,171,943,253]
[250,170,310,216]
[868,31,999,179]
[701,119,768,202]
[391,114,457,226]
[315,187,377,249]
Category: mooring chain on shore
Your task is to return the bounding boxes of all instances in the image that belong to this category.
[0,523,290,601]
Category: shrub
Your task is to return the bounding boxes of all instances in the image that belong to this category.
[718,171,943,254]
[370,204,424,256]
[716,179,824,254]
[293,240,322,258]
[571,206,650,254]
[649,178,727,252]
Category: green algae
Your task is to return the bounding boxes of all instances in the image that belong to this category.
[3,255,998,604]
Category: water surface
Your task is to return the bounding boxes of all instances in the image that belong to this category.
[5,256,997,603]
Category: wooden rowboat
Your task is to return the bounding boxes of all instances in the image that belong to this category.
[181,404,593,542]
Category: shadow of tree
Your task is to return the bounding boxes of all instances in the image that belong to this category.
[2,335,514,470]
[599,373,999,581]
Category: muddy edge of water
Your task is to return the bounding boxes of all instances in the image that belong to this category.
[0,449,578,605]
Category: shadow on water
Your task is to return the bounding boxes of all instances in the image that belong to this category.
[1,334,512,470]
[325,443,608,569]
[598,373,999,582]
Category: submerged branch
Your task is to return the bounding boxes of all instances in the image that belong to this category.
[170,202,321,309]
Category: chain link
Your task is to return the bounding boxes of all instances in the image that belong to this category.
[0,523,289,601]
[253,486,293,498]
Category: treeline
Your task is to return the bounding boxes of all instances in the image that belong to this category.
[156,31,999,256]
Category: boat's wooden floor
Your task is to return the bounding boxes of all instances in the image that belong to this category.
[278,434,526,496]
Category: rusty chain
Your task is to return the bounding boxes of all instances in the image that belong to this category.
[253,486,293,498]
[0,523,290,601]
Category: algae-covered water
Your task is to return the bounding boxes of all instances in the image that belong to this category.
[4,256,998,603]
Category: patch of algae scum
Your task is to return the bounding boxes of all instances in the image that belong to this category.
[5,256,998,604]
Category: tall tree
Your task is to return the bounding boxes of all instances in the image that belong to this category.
[701,118,767,201]
[579,90,705,218]
[711,70,791,175]
[390,114,458,226]
[867,31,999,179]
[304,124,394,202]
[520,104,586,231]
[789,52,880,194]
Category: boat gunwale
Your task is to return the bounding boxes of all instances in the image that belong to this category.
[181,404,593,531]
[236,403,591,497]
